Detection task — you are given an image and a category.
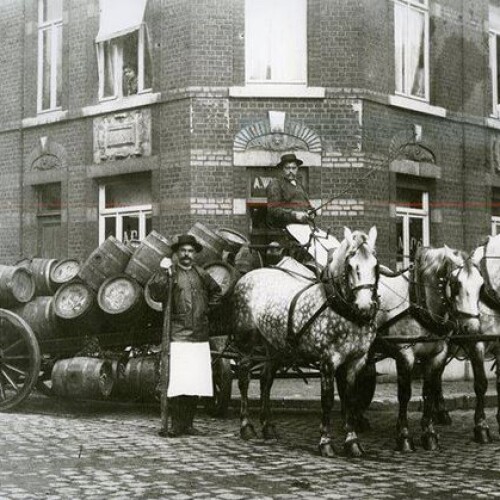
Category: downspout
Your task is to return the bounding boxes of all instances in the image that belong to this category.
[19,0,26,260]
[461,0,466,249]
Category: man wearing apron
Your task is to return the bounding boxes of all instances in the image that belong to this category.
[149,234,222,436]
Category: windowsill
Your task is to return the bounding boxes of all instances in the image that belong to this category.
[487,115,500,130]
[22,109,68,128]
[388,94,447,118]
[229,85,325,98]
[81,92,161,117]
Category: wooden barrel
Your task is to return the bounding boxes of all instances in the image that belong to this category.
[26,258,58,296]
[123,356,158,401]
[50,259,81,287]
[203,261,239,298]
[97,275,145,327]
[216,228,250,254]
[234,244,263,275]
[188,222,231,265]
[12,296,59,339]
[0,265,35,307]
[51,357,114,399]
[144,276,163,313]
[124,230,172,285]
[53,281,103,334]
[78,236,133,292]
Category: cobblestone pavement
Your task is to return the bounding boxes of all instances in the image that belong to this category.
[1,395,500,499]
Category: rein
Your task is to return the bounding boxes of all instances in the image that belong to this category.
[480,244,500,311]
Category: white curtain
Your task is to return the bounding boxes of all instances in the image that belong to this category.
[407,8,425,98]
[96,0,148,42]
[246,0,306,84]
[394,3,405,94]
[103,42,116,97]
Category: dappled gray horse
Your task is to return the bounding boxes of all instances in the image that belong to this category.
[231,227,379,457]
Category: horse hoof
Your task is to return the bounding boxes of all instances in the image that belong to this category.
[421,433,439,451]
[396,436,415,453]
[344,439,365,458]
[262,424,279,440]
[474,426,492,444]
[240,423,257,441]
[319,442,336,458]
[434,411,452,426]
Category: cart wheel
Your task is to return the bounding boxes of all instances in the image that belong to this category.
[0,309,41,411]
[206,357,233,417]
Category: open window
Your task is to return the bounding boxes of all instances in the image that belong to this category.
[96,0,152,100]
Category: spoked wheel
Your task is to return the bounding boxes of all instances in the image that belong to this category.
[0,309,41,411]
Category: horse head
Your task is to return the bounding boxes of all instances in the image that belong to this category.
[325,226,379,323]
[416,246,483,335]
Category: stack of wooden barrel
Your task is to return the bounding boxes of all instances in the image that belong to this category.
[8,223,261,402]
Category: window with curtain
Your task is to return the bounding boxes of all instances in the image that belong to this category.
[96,0,152,100]
[490,5,500,116]
[37,0,63,112]
[245,0,307,85]
[394,0,429,100]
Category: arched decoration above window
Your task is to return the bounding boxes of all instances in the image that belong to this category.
[389,125,436,164]
[234,111,321,153]
[26,136,66,171]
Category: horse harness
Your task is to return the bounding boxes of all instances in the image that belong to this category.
[479,244,500,311]
[284,243,379,348]
[408,253,479,336]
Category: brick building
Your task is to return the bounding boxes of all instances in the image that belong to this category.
[0,0,499,268]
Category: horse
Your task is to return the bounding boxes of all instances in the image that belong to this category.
[432,234,500,441]
[231,226,379,458]
[341,245,484,451]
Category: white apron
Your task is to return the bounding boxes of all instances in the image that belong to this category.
[167,341,214,397]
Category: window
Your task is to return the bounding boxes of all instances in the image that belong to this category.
[37,183,63,258]
[96,0,152,100]
[99,175,152,244]
[394,0,429,100]
[490,5,500,116]
[396,186,430,270]
[37,0,63,112]
[245,0,307,85]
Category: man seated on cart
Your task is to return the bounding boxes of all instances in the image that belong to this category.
[266,153,316,263]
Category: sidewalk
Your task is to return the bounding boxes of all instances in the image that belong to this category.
[229,377,498,413]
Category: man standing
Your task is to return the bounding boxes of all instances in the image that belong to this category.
[266,153,314,229]
[149,234,222,436]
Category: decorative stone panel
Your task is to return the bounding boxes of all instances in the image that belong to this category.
[93,109,151,163]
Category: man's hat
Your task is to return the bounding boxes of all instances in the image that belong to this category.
[276,153,303,168]
[171,233,203,253]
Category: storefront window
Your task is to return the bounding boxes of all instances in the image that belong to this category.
[99,175,152,244]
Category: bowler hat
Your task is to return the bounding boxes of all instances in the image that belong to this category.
[276,153,303,168]
[171,234,203,253]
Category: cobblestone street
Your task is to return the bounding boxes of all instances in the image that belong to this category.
[2,394,500,499]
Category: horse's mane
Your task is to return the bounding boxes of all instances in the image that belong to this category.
[328,230,373,269]
[419,247,466,277]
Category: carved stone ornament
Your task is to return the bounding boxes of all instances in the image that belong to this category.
[32,153,62,171]
[27,136,66,171]
[491,135,500,172]
[93,109,151,163]
[234,112,321,153]
[389,125,436,164]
